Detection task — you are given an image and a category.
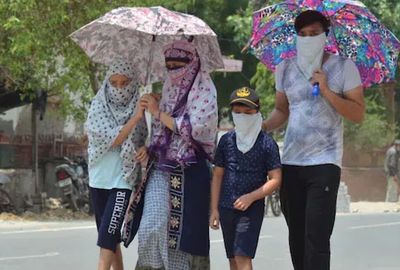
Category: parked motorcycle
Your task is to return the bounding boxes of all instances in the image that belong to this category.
[0,172,14,213]
[55,156,91,213]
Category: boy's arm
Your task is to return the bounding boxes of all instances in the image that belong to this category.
[234,168,282,211]
[210,166,224,229]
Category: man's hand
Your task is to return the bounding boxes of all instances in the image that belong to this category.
[209,210,220,230]
[312,69,329,95]
[234,193,255,211]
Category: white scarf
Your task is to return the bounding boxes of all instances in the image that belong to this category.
[296,33,327,80]
[232,112,263,154]
[86,60,147,187]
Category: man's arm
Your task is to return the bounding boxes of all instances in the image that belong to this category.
[262,91,290,132]
[313,69,365,123]
[321,85,365,123]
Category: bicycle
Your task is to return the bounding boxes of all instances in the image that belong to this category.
[265,189,281,217]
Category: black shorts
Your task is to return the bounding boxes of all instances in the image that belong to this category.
[90,187,131,252]
[219,200,265,259]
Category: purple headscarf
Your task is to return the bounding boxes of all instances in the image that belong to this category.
[149,40,218,170]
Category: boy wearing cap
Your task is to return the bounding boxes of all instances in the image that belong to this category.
[210,87,282,270]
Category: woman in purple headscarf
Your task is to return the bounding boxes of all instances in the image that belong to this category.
[122,40,218,270]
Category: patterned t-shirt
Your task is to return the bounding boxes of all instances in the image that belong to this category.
[275,55,362,167]
[214,131,281,209]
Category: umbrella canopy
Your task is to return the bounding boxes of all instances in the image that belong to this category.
[249,0,400,88]
[70,6,224,84]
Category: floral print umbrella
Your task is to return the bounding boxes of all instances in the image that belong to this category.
[249,0,400,88]
[70,6,224,85]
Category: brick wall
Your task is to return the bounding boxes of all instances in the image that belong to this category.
[341,167,387,202]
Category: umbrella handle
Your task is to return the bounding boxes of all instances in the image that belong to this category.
[145,35,156,86]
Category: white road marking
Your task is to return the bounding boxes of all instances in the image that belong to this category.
[349,221,400,230]
[0,252,59,261]
[210,234,272,244]
[0,225,96,234]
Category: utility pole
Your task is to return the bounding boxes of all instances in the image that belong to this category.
[32,90,46,195]
[31,103,39,194]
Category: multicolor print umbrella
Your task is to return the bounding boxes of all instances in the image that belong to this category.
[70,6,223,85]
[249,0,400,88]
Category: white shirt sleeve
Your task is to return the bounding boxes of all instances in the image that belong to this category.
[275,61,286,92]
[343,59,362,92]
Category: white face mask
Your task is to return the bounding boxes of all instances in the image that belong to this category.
[232,112,263,154]
[296,32,327,80]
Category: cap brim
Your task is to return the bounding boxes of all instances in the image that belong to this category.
[230,98,259,110]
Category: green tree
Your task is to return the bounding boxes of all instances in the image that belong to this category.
[344,92,395,160]
[226,0,280,119]
[357,0,400,136]
[189,0,255,110]
[1,0,237,121]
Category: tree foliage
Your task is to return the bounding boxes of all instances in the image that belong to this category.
[1,0,399,148]
[0,0,249,121]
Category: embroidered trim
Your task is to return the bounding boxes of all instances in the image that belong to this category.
[168,167,185,250]
[122,161,154,245]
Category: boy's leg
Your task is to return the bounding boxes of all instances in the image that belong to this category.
[98,244,123,270]
[90,188,114,270]
[98,248,115,270]
[219,207,237,265]
[234,256,252,270]
[231,200,264,270]
[228,258,238,270]
[112,244,124,270]
[304,164,340,270]
[280,165,307,270]
[97,189,131,270]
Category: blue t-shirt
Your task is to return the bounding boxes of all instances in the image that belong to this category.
[214,130,281,209]
[88,148,131,190]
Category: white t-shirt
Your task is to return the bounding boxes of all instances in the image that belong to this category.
[275,54,362,167]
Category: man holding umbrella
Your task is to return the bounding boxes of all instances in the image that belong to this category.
[263,10,365,270]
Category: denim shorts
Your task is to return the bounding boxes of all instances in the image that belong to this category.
[219,200,265,259]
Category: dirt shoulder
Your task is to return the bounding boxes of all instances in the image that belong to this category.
[350,201,400,214]
[0,209,91,222]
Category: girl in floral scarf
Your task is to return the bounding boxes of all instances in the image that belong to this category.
[122,40,218,270]
[86,60,147,270]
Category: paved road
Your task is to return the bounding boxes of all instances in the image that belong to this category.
[0,213,399,270]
